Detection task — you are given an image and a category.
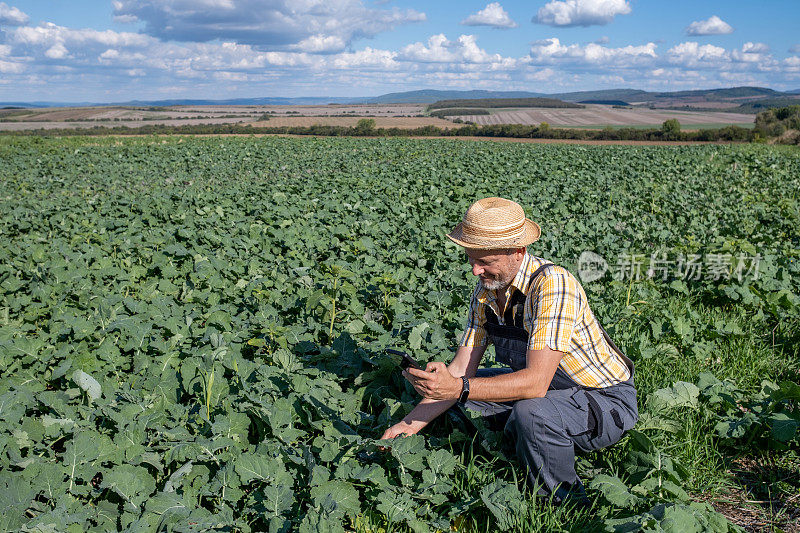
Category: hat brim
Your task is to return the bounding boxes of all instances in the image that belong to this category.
[445,219,541,249]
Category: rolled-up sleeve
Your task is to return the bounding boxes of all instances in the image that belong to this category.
[526,268,582,352]
[460,285,488,347]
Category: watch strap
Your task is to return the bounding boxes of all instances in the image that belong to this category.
[458,376,470,404]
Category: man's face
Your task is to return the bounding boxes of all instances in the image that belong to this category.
[465,248,525,291]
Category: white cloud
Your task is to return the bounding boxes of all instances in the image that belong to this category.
[399,34,513,65]
[293,35,347,54]
[0,59,24,73]
[667,41,727,67]
[534,0,631,27]
[0,2,28,25]
[45,43,69,59]
[214,71,248,81]
[667,41,778,72]
[333,47,398,69]
[461,3,517,29]
[529,38,656,66]
[741,42,769,54]
[99,49,120,61]
[685,15,733,36]
[11,23,152,49]
[5,22,320,76]
[526,67,556,81]
[113,14,138,24]
[111,0,425,50]
[731,42,774,67]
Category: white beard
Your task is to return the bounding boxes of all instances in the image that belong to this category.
[480,271,515,291]
[481,278,506,291]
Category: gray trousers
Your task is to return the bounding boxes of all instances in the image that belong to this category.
[460,367,638,502]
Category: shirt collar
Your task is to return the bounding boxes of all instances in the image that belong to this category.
[475,251,534,305]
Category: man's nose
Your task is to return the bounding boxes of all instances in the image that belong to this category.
[472,263,484,276]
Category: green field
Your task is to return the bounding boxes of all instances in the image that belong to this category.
[1,136,798,532]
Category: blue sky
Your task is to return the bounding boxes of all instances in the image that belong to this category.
[1,0,799,102]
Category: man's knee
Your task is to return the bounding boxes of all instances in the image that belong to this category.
[505,397,562,439]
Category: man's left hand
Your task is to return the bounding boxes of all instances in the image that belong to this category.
[403,362,462,400]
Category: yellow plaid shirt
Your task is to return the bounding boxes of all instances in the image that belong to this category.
[460,252,630,388]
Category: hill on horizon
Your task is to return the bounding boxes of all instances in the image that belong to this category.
[1,86,798,109]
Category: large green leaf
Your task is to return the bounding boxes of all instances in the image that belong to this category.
[101,464,156,512]
[590,474,642,509]
[479,480,524,531]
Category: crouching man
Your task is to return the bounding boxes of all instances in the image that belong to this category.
[381,197,637,503]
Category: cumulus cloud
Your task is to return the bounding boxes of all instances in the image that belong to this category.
[526,67,556,81]
[45,43,69,59]
[399,34,515,66]
[667,41,777,71]
[529,38,656,65]
[293,35,347,54]
[685,15,733,36]
[0,2,28,25]
[11,23,152,49]
[732,42,773,65]
[0,60,24,73]
[667,41,728,66]
[5,21,321,76]
[534,0,631,27]
[333,47,398,69]
[461,3,517,29]
[111,0,425,50]
[742,42,769,54]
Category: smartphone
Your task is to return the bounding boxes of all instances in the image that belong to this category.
[385,348,422,370]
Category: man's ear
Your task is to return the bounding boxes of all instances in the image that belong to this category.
[514,247,526,260]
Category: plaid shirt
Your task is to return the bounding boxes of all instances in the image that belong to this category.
[460,252,630,388]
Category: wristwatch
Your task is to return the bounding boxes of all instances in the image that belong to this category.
[458,376,470,404]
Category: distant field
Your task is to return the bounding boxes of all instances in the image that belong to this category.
[564,123,756,131]
[457,105,755,128]
[247,116,456,129]
[428,97,582,109]
[0,102,757,132]
[0,104,429,131]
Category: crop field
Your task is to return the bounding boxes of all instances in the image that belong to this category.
[457,105,755,128]
[0,104,431,131]
[0,136,799,532]
[0,102,756,131]
[246,116,456,129]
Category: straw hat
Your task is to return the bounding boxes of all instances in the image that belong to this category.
[446,197,541,249]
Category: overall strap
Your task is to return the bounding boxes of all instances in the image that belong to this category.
[528,262,554,284]
[597,321,635,375]
[485,262,554,326]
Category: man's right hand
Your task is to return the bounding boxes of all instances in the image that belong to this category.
[380,420,421,440]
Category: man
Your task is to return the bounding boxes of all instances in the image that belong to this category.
[380,197,637,503]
